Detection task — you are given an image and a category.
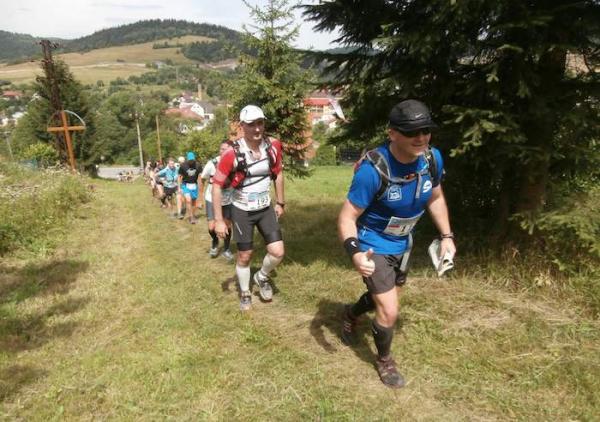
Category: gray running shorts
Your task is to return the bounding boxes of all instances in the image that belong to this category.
[206,201,233,221]
[363,253,408,294]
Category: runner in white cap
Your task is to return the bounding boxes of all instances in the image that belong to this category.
[212,105,286,311]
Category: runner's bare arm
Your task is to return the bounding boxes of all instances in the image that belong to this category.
[426,185,456,257]
[274,171,285,218]
[338,199,375,277]
[212,183,228,238]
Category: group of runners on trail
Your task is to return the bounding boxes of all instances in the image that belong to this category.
[145,100,456,389]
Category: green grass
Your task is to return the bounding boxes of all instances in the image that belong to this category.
[0,163,91,256]
[1,166,599,420]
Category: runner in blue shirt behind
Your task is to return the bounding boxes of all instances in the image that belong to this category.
[156,157,182,217]
[338,99,456,389]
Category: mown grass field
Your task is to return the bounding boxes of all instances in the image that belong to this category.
[0,35,211,85]
[1,166,599,420]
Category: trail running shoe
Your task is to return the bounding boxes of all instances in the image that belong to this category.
[253,272,273,301]
[177,213,184,220]
[209,247,218,258]
[341,305,357,346]
[222,249,234,262]
[240,290,252,311]
[375,356,406,389]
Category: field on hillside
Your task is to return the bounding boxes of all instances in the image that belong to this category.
[1,167,599,420]
[0,35,211,85]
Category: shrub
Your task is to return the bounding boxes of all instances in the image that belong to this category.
[0,162,91,255]
[18,142,59,167]
[312,144,337,166]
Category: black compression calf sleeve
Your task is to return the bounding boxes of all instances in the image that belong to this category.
[372,320,394,359]
[224,232,231,250]
[350,292,375,318]
[208,229,218,248]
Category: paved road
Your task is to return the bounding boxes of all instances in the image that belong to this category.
[97,166,143,180]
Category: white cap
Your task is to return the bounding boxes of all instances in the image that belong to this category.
[239,105,266,123]
[177,156,185,163]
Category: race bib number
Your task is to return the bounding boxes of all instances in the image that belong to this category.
[383,212,424,237]
[185,183,197,190]
[246,191,270,211]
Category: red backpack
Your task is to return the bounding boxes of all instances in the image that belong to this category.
[223,137,282,188]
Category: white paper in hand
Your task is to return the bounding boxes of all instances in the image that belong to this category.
[428,239,454,277]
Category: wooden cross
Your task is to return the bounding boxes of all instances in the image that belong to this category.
[47,110,85,171]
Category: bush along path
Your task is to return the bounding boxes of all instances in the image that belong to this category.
[1,172,599,420]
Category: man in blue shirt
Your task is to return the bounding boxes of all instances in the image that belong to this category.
[338,99,456,388]
[156,157,181,216]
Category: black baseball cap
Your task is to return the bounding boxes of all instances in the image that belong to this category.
[388,99,438,132]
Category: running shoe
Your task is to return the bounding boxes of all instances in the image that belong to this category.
[222,249,234,262]
[209,247,218,258]
[240,290,252,311]
[177,213,184,220]
[341,305,357,346]
[253,272,273,301]
[375,356,405,388]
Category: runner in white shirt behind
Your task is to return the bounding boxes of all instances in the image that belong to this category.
[200,140,234,261]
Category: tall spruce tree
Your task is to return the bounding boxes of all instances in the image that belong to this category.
[13,60,95,166]
[303,0,600,237]
[229,0,313,175]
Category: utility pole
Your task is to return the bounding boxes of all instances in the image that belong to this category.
[3,130,14,161]
[155,114,162,163]
[134,111,144,171]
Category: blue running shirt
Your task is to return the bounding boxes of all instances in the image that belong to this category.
[347,143,444,255]
[156,167,179,188]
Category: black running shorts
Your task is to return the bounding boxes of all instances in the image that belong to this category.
[362,253,408,294]
[164,186,177,198]
[231,204,282,251]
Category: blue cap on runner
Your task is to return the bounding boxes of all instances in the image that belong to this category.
[186,151,196,160]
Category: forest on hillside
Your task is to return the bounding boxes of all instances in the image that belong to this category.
[0,20,245,63]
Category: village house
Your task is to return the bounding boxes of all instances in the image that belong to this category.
[303,90,345,129]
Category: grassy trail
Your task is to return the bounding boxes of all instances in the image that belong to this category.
[1,169,599,420]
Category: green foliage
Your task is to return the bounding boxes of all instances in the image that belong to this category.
[12,60,96,167]
[0,162,91,255]
[303,0,600,247]
[517,185,600,274]
[18,142,59,166]
[184,107,229,162]
[62,19,243,53]
[228,0,314,177]
[311,123,338,166]
[312,144,337,166]
[0,30,49,61]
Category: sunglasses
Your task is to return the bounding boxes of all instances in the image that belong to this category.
[397,128,432,138]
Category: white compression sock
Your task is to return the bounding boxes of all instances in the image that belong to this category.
[236,265,251,292]
[259,253,283,279]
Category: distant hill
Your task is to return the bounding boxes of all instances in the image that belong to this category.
[0,20,246,64]
[63,19,243,52]
[0,30,67,62]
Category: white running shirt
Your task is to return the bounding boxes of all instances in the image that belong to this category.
[201,157,233,205]
[232,138,273,211]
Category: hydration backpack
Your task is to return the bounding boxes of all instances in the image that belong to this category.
[359,146,442,200]
[225,137,280,189]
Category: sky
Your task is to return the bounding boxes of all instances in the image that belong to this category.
[0,0,340,50]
